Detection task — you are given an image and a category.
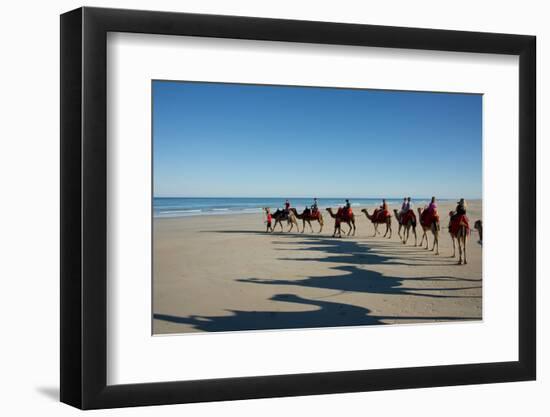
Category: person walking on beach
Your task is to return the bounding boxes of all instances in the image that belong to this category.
[265,208,273,233]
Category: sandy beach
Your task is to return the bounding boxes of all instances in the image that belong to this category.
[153,200,482,334]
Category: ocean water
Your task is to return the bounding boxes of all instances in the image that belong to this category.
[153,197,439,218]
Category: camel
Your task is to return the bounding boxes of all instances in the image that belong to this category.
[270,208,299,233]
[393,208,417,245]
[326,207,356,238]
[290,208,324,233]
[474,220,482,245]
[361,208,392,238]
[449,212,469,264]
[417,207,439,255]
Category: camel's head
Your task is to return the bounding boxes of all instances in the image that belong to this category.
[449,210,454,217]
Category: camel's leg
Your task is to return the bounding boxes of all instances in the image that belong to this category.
[397,225,402,240]
[413,227,417,246]
[352,221,356,236]
[419,230,426,248]
[431,225,439,255]
[430,235,438,255]
[318,219,323,233]
[456,236,462,265]
[403,226,408,244]
[451,236,456,257]
[288,219,298,232]
[462,233,467,264]
[308,220,314,233]
[372,223,377,237]
[424,231,429,250]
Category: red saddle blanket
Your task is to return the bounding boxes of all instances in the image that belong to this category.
[401,210,416,225]
[420,209,439,227]
[309,210,320,220]
[372,209,390,223]
[336,207,353,221]
[449,214,470,236]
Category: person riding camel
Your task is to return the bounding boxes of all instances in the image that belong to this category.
[455,198,467,216]
[311,198,319,214]
[373,199,389,221]
[398,197,407,221]
[449,198,470,235]
[284,199,290,214]
[303,205,311,217]
[406,197,414,212]
[344,199,352,219]
[426,196,440,231]
[400,197,416,227]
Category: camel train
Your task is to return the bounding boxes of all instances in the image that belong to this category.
[264,198,476,265]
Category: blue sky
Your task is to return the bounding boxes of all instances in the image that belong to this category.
[153,81,482,199]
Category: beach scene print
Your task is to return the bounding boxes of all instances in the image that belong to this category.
[153,81,482,334]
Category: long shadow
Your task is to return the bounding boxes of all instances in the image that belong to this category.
[179,229,481,332]
[235,235,481,298]
[154,293,479,332]
[272,236,470,268]
[238,265,480,299]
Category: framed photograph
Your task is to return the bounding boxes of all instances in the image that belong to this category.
[60,7,536,409]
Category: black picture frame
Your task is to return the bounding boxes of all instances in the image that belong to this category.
[60,6,536,410]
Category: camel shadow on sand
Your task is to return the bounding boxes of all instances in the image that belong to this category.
[270,234,479,269]
[153,293,478,333]
[258,235,481,298]
[154,232,481,333]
